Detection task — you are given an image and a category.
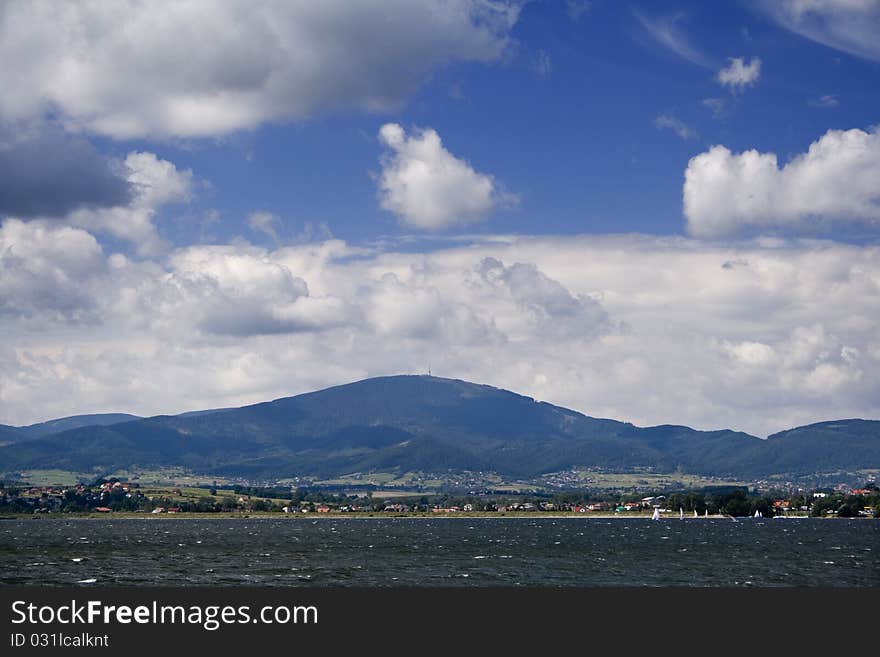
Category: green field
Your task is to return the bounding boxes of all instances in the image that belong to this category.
[105,468,240,487]
[4,467,243,487]
[548,469,747,491]
[5,466,848,496]
[10,470,96,486]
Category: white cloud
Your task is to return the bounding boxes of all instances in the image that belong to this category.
[0,136,193,258]
[683,126,880,237]
[166,245,350,336]
[0,219,106,323]
[0,1,519,139]
[758,0,880,63]
[808,94,839,107]
[701,97,727,119]
[377,123,515,230]
[723,340,778,367]
[125,152,193,208]
[247,211,282,244]
[633,12,713,68]
[67,152,193,256]
[717,57,762,91]
[365,271,496,343]
[654,114,697,140]
[2,227,878,436]
[476,257,610,339]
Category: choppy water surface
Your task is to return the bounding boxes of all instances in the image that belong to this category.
[1,517,877,587]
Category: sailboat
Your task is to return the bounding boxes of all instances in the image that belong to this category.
[651,506,660,521]
[679,507,684,520]
[754,509,762,518]
[704,509,708,517]
[693,509,698,518]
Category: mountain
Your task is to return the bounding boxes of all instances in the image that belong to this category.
[726,419,880,477]
[0,413,142,445]
[20,413,143,439]
[0,376,877,481]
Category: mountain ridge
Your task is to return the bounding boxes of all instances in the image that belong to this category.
[0,413,143,445]
[0,375,877,480]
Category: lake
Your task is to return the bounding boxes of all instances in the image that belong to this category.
[1,517,877,586]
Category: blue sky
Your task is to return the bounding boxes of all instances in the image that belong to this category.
[102,0,880,246]
[1,1,879,435]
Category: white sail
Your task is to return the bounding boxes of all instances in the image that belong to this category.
[755,509,760,518]
[652,507,660,521]
[693,510,698,518]
[679,507,684,520]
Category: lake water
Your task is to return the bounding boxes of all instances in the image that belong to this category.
[1,517,877,587]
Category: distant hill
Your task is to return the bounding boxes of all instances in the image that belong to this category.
[0,413,142,445]
[0,376,877,480]
[1,415,141,446]
[725,419,880,477]
[19,413,143,439]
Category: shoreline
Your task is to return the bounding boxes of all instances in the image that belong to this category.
[0,512,833,521]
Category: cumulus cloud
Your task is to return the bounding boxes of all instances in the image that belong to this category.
[377,123,515,230]
[167,246,350,336]
[0,219,107,323]
[724,324,865,398]
[723,340,778,367]
[125,152,193,208]
[67,151,193,256]
[758,0,880,63]
[366,271,496,344]
[683,126,880,237]
[0,123,131,218]
[3,227,878,435]
[717,57,762,91]
[654,115,697,140]
[477,257,609,339]
[0,1,519,139]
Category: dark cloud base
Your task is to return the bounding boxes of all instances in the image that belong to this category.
[0,124,131,218]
